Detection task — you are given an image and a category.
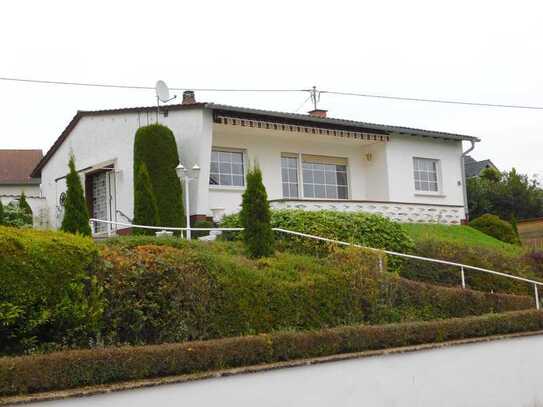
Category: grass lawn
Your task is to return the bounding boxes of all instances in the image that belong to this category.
[401,223,523,256]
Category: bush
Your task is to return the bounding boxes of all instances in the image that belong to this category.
[399,238,533,296]
[1,201,32,228]
[61,156,91,236]
[133,163,160,235]
[470,214,519,245]
[0,200,3,225]
[221,210,414,271]
[0,227,102,355]
[18,192,32,216]
[96,242,531,346]
[192,219,214,239]
[1,310,541,396]
[239,165,274,258]
[133,124,184,228]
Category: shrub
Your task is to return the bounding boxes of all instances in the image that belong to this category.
[133,163,160,235]
[96,243,531,346]
[239,165,274,258]
[18,191,32,216]
[470,214,519,245]
[133,124,184,228]
[399,238,533,296]
[61,156,91,236]
[192,219,214,239]
[221,210,414,270]
[0,227,102,355]
[2,201,32,228]
[1,310,541,396]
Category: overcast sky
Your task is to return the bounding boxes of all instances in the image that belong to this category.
[1,0,541,178]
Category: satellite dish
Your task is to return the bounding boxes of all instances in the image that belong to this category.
[155,80,171,102]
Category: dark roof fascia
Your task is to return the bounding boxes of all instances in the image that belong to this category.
[205,103,480,142]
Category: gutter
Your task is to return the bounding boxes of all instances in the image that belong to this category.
[461,140,477,222]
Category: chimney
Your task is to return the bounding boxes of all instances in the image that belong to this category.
[182,90,196,104]
[308,109,327,118]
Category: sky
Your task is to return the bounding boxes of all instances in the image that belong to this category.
[0,0,542,178]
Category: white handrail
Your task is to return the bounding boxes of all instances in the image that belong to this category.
[89,218,543,309]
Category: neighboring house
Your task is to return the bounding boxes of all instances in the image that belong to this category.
[0,149,47,226]
[464,155,498,178]
[517,218,543,249]
[31,92,480,234]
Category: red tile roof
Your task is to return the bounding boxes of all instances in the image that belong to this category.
[0,149,43,184]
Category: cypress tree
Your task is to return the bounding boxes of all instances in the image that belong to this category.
[0,199,4,225]
[19,191,32,215]
[133,162,160,235]
[239,164,274,258]
[133,124,184,228]
[61,155,91,236]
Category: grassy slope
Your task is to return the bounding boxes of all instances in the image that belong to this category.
[402,223,523,256]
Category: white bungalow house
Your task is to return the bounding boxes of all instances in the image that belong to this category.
[31,91,479,234]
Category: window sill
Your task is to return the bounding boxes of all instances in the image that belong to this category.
[209,185,245,192]
[414,192,446,198]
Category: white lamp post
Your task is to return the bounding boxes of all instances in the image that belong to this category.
[176,163,200,240]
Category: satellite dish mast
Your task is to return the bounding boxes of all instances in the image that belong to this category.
[155,80,177,123]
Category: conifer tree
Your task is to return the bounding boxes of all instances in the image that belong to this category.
[0,199,4,225]
[61,155,91,236]
[239,164,274,258]
[133,162,160,235]
[19,191,32,215]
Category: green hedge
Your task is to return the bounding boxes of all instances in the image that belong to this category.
[470,214,520,245]
[221,210,415,271]
[399,238,537,296]
[1,310,541,397]
[96,242,532,345]
[0,227,102,355]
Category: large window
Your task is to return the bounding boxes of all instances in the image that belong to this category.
[281,154,299,198]
[302,155,348,199]
[209,149,244,186]
[413,157,439,192]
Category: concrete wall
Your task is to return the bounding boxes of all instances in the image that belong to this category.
[36,334,543,407]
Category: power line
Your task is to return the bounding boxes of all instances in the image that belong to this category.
[322,90,543,111]
[1,76,543,110]
[0,76,303,93]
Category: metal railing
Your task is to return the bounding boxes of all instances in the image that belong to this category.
[89,218,543,310]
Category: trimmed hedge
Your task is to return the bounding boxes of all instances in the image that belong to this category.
[133,124,184,228]
[221,210,414,271]
[96,242,533,345]
[470,214,520,245]
[0,227,102,355]
[1,310,541,396]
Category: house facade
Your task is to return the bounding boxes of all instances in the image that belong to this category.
[31,93,479,234]
[0,149,47,227]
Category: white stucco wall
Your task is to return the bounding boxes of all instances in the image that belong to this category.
[385,135,465,206]
[35,334,543,407]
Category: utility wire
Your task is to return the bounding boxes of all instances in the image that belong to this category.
[0,76,303,93]
[1,76,543,110]
[322,90,543,111]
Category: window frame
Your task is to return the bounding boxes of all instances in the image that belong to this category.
[412,157,442,195]
[280,153,301,199]
[300,154,350,200]
[209,147,247,190]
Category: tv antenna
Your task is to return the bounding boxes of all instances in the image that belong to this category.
[155,80,177,122]
[309,85,321,110]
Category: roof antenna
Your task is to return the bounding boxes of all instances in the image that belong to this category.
[310,85,321,110]
[155,80,177,123]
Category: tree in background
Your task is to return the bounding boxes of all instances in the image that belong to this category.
[133,163,160,235]
[467,168,543,221]
[134,124,184,228]
[0,200,4,225]
[18,191,32,216]
[61,155,92,236]
[239,164,274,258]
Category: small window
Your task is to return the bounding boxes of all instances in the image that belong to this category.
[210,149,244,186]
[413,158,439,192]
[281,154,299,198]
[302,155,348,199]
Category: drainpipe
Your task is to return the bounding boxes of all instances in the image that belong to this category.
[461,140,476,223]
